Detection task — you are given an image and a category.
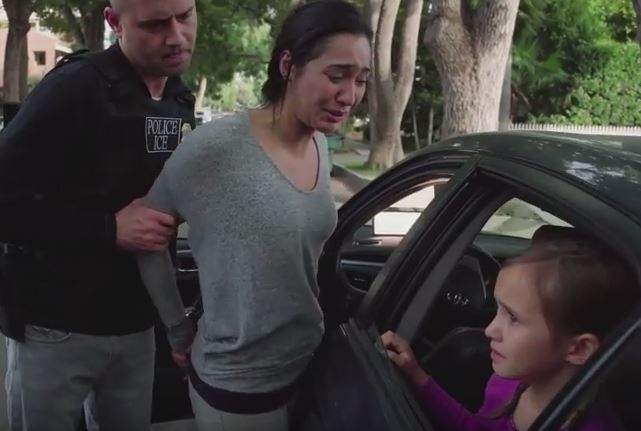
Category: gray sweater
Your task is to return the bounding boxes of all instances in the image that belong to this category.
[137,111,337,393]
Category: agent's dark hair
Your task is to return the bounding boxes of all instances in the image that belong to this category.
[261,0,372,105]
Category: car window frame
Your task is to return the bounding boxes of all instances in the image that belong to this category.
[317,152,478,328]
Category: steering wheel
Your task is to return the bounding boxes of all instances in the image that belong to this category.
[440,243,500,311]
[420,244,501,346]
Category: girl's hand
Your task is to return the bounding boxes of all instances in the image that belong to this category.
[381,330,430,387]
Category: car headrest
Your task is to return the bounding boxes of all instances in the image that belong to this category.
[531,225,585,246]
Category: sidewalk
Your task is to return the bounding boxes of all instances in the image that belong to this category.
[329,142,373,206]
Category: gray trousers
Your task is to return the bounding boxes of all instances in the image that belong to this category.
[188,381,295,431]
[5,325,155,431]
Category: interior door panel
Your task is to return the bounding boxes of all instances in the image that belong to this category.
[293,320,431,431]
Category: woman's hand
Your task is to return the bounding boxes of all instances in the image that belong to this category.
[381,331,430,387]
[171,344,192,368]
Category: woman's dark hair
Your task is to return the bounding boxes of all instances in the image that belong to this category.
[261,0,372,104]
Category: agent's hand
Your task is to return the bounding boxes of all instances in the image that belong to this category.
[115,198,175,252]
[381,331,430,387]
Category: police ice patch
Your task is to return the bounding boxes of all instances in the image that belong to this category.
[145,117,182,153]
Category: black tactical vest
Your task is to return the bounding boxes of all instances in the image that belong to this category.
[57,48,196,211]
[0,46,196,339]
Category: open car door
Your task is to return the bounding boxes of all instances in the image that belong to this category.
[293,319,430,431]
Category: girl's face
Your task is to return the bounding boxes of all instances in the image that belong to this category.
[484,262,577,383]
[283,33,371,134]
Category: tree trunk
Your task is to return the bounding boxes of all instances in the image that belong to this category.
[498,51,512,132]
[61,3,107,51]
[424,0,519,139]
[411,92,420,151]
[195,76,207,109]
[82,3,107,51]
[393,0,423,160]
[61,5,86,48]
[2,0,35,103]
[19,38,28,100]
[367,0,400,169]
[366,0,424,170]
[427,104,434,146]
[364,0,382,154]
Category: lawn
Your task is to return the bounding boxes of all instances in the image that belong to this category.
[342,160,384,178]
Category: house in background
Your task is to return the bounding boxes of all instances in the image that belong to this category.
[0,6,72,97]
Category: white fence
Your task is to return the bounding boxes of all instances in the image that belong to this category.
[510,123,641,136]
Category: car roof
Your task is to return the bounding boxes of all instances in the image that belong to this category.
[424,131,641,220]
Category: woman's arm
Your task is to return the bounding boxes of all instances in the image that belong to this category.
[137,170,194,354]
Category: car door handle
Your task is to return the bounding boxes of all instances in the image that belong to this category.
[353,239,382,246]
[176,267,198,274]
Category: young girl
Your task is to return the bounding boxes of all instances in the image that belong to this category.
[383,236,639,430]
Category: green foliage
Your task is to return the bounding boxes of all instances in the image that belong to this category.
[182,0,290,100]
[183,1,271,95]
[35,0,108,49]
[209,72,265,111]
[590,0,637,42]
[512,0,639,125]
[538,43,641,126]
[400,0,640,143]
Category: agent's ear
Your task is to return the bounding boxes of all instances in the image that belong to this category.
[104,7,122,38]
[565,333,600,366]
[279,50,293,81]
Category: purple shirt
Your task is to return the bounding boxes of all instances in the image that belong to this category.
[419,374,624,431]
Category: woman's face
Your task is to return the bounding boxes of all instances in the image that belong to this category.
[285,33,371,134]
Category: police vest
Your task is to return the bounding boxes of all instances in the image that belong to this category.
[56,49,196,211]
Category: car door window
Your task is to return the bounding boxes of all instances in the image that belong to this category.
[481,198,572,239]
[418,196,575,343]
[342,179,450,298]
[352,178,450,241]
[371,186,438,236]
